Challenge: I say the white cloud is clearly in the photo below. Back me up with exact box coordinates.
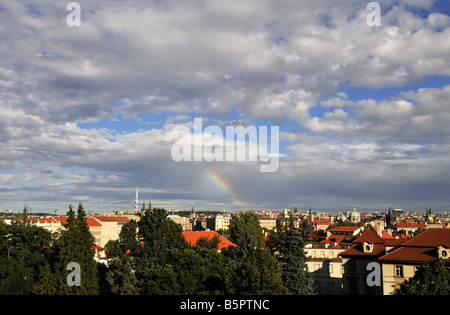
[1,0,450,211]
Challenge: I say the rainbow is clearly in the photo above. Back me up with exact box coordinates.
[205,170,245,208]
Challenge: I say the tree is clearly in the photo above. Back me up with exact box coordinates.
[134,208,186,292]
[53,203,99,294]
[398,258,450,295]
[102,219,140,295]
[279,215,316,295]
[137,208,185,264]
[229,211,264,257]
[195,235,220,250]
[0,215,53,295]
[226,248,288,295]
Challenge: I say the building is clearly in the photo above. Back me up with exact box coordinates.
[92,216,131,247]
[349,208,361,223]
[338,227,406,295]
[168,214,192,231]
[305,225,361,295]
[207,215,232,231]
[390,221,426,233]
[258,217,277,231]
[39,215,130,247]
[379,228,450,295]
[134,186,139,211]
[386,206,397,226]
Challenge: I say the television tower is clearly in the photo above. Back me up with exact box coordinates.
[134,186,139,211]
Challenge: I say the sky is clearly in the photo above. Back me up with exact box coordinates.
[1,0,450,213]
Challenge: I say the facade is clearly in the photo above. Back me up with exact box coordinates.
[379,228,450,295]
[338,227,406,295]
[207,215,232,231]
[258,217,277,231]
[305,248,345,295]
[93,216,130,247]
[168,214,192,231]
[33,215,130,247]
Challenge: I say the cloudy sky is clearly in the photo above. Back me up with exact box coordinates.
[1,0,450,213]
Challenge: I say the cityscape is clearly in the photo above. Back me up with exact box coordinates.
[1,0,450,304]
[1,186,449,297]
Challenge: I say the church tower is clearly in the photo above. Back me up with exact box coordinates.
[386,206,396,226]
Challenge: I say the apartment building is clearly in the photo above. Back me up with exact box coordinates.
[379,228,450,295]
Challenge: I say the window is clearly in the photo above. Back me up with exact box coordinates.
[395,265,403,277]
[314,264,320,272]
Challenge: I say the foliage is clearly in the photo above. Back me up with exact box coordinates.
[0,206,321,296]
[52,203,99,295]
[0,210,53,295]
[398,258,450,295]
[228,211,264,256]
[226,247,288,295]
[279,215,316,295]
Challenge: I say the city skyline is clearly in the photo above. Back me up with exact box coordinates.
[1,1,450,213]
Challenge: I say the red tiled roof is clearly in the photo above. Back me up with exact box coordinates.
[373,227,395,239]
[395,221,426,228]
[379,246,435,262]
[86,217,101,226]
[353,227,384,244]
[328,226,359,233]
[53,216,102,226]
[401,228,450,247]
[339,228,386,257]
[380,228,450,263]
[182,231,236,250]
[94,216,130,223]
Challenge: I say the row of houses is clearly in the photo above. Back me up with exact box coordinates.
[305,221,450,295]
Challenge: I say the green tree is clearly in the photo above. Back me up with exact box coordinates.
[134,208,186,292]
[229,211,264,257]
[398,258,450,295]
[102,219,140,295]
[279,215,316,295]
[53,203,99,295]
[226,248,288,295]
[0,215,53,295]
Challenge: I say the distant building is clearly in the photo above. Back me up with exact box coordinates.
[168,214,192,231]
[258,217,278,231]
[207,215,232,231]
[349,208,361,223]
[386,206,397,226]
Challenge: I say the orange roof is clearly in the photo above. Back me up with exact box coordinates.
[94,216,130,223]
[53,216,102,226]
[394,221,426,228]
[86,217,101,226]
[182,231,236,250]
[328,226,359,232]
[380,229,450,263]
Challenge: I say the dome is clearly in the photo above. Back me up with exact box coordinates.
[350,208,360,217]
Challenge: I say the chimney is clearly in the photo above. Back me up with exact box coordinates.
[375,219,384,237]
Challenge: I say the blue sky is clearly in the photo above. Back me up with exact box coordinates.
[1,0,450,213]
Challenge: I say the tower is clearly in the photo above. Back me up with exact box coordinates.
[386,206,396,226]
[134,186,139,211]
